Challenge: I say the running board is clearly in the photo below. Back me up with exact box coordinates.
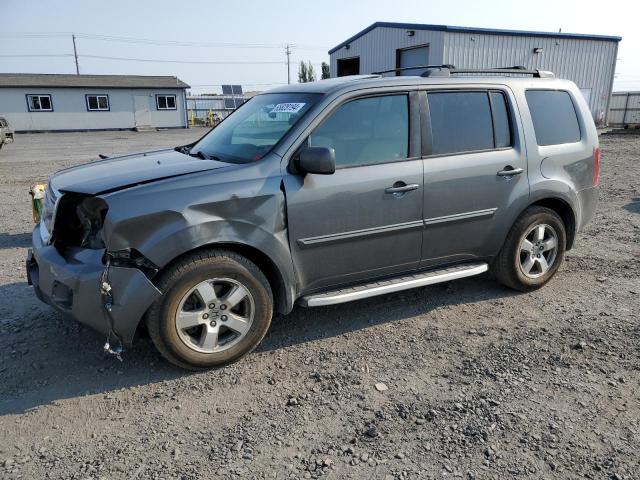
[300,262,488,307]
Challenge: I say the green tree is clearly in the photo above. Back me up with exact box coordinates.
[298,61,317,83]
[321,61,330,79]
[298,61,308,83]
[307,62,316,82]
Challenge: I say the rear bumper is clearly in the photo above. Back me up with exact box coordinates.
[27,227,161,346]
[577,186,598,232]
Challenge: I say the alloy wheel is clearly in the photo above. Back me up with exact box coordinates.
[174,278,255,353]
[518,224,559,279]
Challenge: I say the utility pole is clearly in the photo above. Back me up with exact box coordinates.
[72,34,80,75]
[285,44,291,84]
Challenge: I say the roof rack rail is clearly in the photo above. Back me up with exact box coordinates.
[372,64,455,75]
[421,66,554,78]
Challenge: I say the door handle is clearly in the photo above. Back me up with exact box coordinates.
[385,183,419,194]
[497,166,524,177]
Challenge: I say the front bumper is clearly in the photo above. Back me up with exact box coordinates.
[27,227,161,346]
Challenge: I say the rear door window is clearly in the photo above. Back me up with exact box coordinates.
[427,91,495,155]
[525,90,581,146]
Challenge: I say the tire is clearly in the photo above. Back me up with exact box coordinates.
[146,249,273,370]
[492,206,566,292]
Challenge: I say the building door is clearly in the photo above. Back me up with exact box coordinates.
[397,45,430,76]
[134,95,151,127]
[337,57,360,76]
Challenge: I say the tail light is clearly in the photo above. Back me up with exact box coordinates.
[593,147,600,187]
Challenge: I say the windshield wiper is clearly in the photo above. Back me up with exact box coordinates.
[185,148,226,162]
[188,150,210,160]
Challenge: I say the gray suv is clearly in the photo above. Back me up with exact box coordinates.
[27,68,600,369]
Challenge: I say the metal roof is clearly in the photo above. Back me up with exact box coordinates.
[329,22,622,54]
[0,73,190,89]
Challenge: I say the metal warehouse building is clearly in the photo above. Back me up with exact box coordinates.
[0,74,189,132]
[329,22,621,125]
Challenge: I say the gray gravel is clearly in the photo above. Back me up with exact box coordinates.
[0,129,639,479]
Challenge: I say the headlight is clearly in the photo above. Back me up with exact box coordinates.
[41,182,60,243]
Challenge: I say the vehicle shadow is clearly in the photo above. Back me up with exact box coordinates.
[0,274,518,416]
[0,231,31,249]
[623,198,640,214]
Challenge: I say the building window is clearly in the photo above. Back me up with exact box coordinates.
[86,94,109,111]
[27,94,53,112]
[156,95,177,110]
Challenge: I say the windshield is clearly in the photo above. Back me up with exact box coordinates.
[190,93,321,163]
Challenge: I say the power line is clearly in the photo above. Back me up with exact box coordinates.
[0,32,71,38]
[79,54,284,65]
[0,32,329,51]
[76,33,286,49]
[0,54,74,58]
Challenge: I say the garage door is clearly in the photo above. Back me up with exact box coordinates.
[398,45,430,76]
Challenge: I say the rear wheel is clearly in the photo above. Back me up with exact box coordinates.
[147,249,273,370]
[493,206,566,291]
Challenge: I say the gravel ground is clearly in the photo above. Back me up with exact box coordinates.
[0,129,638,480]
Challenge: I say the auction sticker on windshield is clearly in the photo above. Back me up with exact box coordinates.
[270,103,306,114]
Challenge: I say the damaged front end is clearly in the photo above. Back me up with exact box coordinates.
[54,193,108,251]
[27,187,162,355]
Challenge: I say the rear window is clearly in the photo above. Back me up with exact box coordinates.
[427,91,512,155]
[525,90,581,146]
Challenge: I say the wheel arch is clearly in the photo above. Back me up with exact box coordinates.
[151,241,294,316]
[527,197,577,250]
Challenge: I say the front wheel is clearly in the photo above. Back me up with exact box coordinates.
[146,249,273,370]
[492,206,566,292]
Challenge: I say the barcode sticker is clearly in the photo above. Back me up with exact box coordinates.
[270,103,306,114]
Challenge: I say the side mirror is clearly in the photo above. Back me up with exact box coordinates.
[298,146,336,175]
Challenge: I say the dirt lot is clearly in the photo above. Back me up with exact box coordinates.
[0,129,638,480]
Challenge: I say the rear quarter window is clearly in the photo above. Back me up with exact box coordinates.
[525,90,581,146]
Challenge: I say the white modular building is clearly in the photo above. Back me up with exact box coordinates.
[0,74,190,132]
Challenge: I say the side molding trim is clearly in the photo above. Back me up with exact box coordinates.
[297,220,424,248]
[423,208,497,226]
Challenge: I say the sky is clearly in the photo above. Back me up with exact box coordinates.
[0,0,638,94]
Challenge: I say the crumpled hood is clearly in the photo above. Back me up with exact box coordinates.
[50,149,230,195]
